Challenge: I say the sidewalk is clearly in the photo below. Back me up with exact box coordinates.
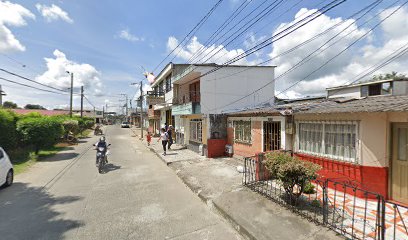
[137,134,342,240]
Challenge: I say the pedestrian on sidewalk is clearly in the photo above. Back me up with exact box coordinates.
[167,125,173,150]
[157,128,169,156]
[146,131,152,146]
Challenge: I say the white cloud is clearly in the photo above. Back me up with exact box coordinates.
[35,4,73,23]
[36,49,103,95]
[166,36,255,65]
[118,29,144,42]
[0,1,35,53]
[270,8,369,96]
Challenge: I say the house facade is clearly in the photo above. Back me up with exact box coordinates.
[170,64,276,156]
[227,78,408,204]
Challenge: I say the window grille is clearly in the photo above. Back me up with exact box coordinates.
[234,121,252,144]
[190,119,202,142]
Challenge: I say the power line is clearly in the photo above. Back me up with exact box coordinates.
[0,68,68,92]
[187,0,253,64]
[0,77,67,95]
[275,0,407,98]
[152,0,225,73]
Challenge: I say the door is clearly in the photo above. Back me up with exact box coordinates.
[392,123,408,203]
[263,121,281,152]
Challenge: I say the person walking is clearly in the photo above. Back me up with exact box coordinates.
[146,131,152,146]
[167,125,173,150]
[157,128,169,156]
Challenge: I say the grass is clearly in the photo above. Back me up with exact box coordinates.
[8,128,92,175]
[9,144,68,175]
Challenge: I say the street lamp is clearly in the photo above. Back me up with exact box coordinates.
[66,71,74,117]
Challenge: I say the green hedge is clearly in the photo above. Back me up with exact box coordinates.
[0,109,18,151]
[17,117,64,153]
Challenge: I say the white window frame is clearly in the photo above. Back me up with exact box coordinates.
[233,120,252,144]
[190,119,202,143]
[295,121,360,163]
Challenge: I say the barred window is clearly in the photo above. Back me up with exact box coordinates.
[190,119,202,142]
[234,121,252,144]
[297,122,358,162]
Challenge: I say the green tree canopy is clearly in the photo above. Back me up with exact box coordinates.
[2,101,18,109]
[24,104,46,110]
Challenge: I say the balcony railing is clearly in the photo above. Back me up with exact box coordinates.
[148,108,160,118]
[147,91,164,97]
[176,91,201,105]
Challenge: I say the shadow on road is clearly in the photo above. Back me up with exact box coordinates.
[39,152,80,162]
[0,183,84,239]
[102,163,121,173]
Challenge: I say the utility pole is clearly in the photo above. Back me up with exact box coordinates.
[140,81,144,139]
[66,71,74,118]
[0,85,6,107]
[80,86,84,118]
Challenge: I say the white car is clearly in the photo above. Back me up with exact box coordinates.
[121,122,130,128]
[0,147,13,188]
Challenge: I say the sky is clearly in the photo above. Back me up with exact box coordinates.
[1,0,408,112]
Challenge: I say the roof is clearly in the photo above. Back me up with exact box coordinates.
[227,95,408,116]
[12,109,69,116]
[326,78,408,91]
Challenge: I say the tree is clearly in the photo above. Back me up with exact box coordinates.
[2,101,18,109]
[24,104,46,110]
[373,72,406,81]
[0,109,18,151]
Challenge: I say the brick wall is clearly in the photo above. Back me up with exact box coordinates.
[227,120,263,157]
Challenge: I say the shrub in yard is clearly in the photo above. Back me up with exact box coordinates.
[0,109,18,151]
[303,182,316,194]
[62,119,79,136]
[263,152,321,205]
[17,117,64,153]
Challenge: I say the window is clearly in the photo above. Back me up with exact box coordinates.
[361,82,393,97]
[165,74,172,93]
[297,121,358,162]
[190,119,202,142]
[234,121,252,144]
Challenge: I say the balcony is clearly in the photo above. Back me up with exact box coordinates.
[172,102,201,116]
[176,91,200,105]
[148,108,160,119]
[146,91,165,105]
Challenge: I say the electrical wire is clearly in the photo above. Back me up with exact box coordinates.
[152,0,225,73]
[0,77,67,95]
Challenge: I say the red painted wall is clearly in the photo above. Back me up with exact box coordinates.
[207,139,227,158]
[295,153,388,198]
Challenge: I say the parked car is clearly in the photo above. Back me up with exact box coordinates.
[121,122,130,128]
[0,147,13,187]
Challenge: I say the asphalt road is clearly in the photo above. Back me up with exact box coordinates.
[0,125,242,240]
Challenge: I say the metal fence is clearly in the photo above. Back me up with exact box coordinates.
[243,155,408,240]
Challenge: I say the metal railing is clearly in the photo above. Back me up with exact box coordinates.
[176,91,201,104]
[147,91,165,97]
[243,155,408,240]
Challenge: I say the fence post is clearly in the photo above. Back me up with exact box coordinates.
[323,180,329,225]
[380,197,386,240]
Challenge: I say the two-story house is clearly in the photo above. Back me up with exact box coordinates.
[147,63,189,136]
[170,63,276,156]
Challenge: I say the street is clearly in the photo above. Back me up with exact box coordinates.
[0,125,242,240]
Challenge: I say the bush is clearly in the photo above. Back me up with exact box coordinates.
[62,119,79,136]
[303,182,316,194]
[17,117,64,153]
[0,109,18,151]
[264,152,321,205]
